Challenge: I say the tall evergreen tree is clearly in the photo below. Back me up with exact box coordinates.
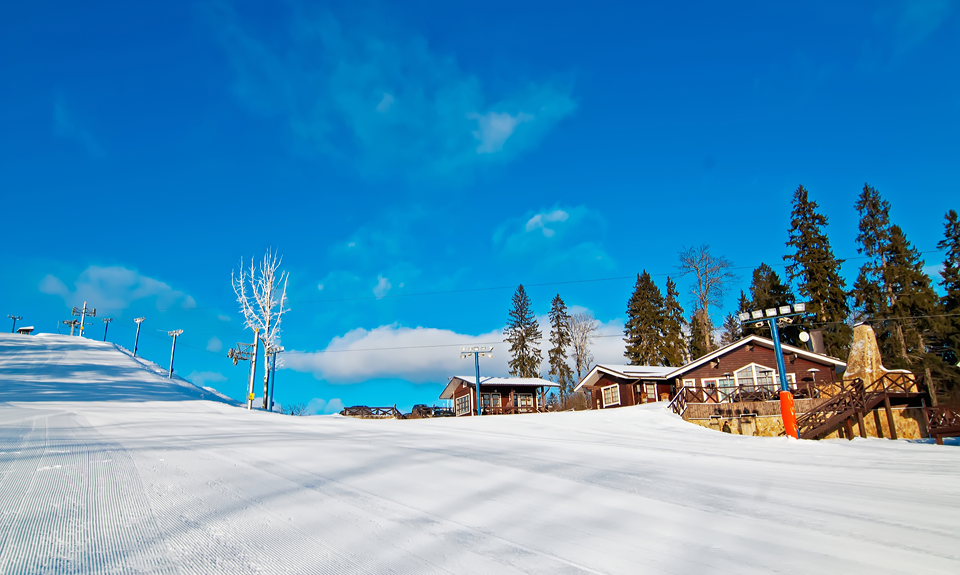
[504,285,542,378]
[938,211,960,365]
[742,263,797,344]
[719,312,741,346]
[881,226,945,402]
[547,294,574,400]
[660,277,688,367]
[623,271,665,365]
[688,308,714,360]
[852,183,893,322]
[784,185,851,357]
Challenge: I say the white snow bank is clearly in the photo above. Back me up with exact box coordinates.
[0,334,958,574]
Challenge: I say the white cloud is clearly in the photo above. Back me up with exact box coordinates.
[524,209,569,237]
[469,111,532,154]
[211,6,575,180]
[283,324,507,384]
[186,371,228,389]
[305,397,345,415]
[217,314,232,322]
[317,283,324,291]
[39,266,196,311]
[373,275,392,298]
[206,337,223,352]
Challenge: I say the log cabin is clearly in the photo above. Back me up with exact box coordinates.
[439,376,560,416]
[574,335,846,409]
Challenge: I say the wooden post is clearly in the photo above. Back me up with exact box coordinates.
[856,411,867,438]
[883,396,898,440]
[844,418,854,440]
[873,409,884,439]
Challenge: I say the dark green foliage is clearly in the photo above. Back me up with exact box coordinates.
[938,211,960,368]
[742,263,799,345]
[660,277,689,367]
[547,294,574,399]
[881,226,941,361]
[783,185,851,357]
[720,312,741,346]
[624,272,665,365]
[688,308,714,360]
[852,183,893,322]
[504,285,542,378]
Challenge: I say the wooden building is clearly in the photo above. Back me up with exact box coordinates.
[574,335,846,410]
[438,375,559,416]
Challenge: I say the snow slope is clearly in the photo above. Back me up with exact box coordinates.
[0,334,958,574]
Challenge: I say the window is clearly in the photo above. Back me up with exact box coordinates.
[756,369,775,387]
[491,393,501,407]
[646,383,657,401]
[735,367,754,388]
[455,394,471,416]
[481,393,491,407]
[734,364,780,390]
[602,384,620,407]
[716,375,734,389]
[517,393,533,407]
[682,378,696,388]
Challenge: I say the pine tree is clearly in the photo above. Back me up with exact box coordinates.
[719,313,741,346]
[623,271,665,365]
[881,226,945,402]
[547,294,574,399]
[660,277,688,367]
[688,308,714,360]
[938,211,960,366]
[852,183,893,322]
[784,185,851,357]
[504,285,542,378]
[742,263,797,344]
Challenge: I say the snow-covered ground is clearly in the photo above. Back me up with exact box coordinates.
[0,334,958,574]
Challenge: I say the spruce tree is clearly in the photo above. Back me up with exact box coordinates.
[547,294,574,399]
[742,263,797,344]
[504,285,542,378]
[688,308,714,360]
[660,277,688,367]
[882,225,945,401]
[623,271,665,365]
[719,313,741,346]
[852,183,893,322]
[938,210,960,369]
[783,185,851,357]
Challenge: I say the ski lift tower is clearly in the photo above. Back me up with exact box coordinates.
[72,302,96,337]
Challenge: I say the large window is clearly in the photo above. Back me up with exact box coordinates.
[735,367,754,388]
[734,364,788,390]
[602,384,620,407]
[455,394,471,416]
[517,393,533,407]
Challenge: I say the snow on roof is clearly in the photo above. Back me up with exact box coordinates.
[439,375,559,399]
[574,364,676,391]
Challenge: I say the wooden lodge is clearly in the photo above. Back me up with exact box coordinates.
[439,376,559,416]
[575,335,847,411]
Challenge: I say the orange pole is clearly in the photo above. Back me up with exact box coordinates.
[780,390,798,439]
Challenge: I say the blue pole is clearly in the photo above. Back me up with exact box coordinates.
[474,352,482,416]
[769,319,798,438]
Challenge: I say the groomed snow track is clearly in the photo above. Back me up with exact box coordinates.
[0,334,959,574]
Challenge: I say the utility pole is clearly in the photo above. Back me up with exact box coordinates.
[460,346,493,416]
[72,301,96,337]
[102,318,113,342]
[8,315,22,333]
[167,330,183,378]
[265,345,284,412]
[62,319,80,336]
[227,336,258,409]
[133,317,146,357]
[249,328,259,410]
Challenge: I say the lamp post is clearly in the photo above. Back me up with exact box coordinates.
[738,302,808,439]
[8,315,22,333]
[460,346,493,416]
[167,330,183,378]
[133,317,146,357]
[102,318,113,342]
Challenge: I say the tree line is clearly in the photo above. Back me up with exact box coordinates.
[503,184,960,403]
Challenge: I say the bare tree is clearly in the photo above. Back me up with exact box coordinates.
[678,245,737,352]
[568,312,599,383]
[232,248,290,410]
[283,402,307,416]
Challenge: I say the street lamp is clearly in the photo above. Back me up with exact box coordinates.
[460,346,493,416]
[167,330,184,378]
[738,302,808,439]
[133,317,146,357]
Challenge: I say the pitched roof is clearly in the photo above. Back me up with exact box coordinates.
[439,375,559,399]
[573,335,846,391]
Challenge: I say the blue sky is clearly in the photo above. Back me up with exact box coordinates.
[2,1,958,412]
